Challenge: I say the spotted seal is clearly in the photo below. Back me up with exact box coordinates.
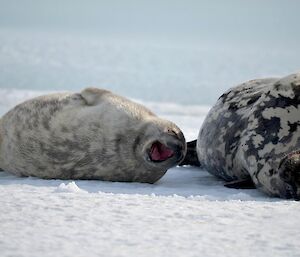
[0,88,186,183]
[182,72,300,199]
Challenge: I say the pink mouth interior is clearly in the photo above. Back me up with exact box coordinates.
[150,141,174,162]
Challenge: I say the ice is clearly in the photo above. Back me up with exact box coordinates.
[1,167,299,257]
[0,29,299,106]
[55,181,88,194]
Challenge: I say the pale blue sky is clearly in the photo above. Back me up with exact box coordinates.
[0,0,299,45]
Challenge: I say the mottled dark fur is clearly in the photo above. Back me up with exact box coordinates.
[184,73,300,199]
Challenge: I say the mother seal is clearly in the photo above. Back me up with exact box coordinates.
[182,72,300,199]
[0,88,186,183]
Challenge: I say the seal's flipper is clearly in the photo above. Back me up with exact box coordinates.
[224,178,255,189]
[179,140,201,167]
[81,87,111,106]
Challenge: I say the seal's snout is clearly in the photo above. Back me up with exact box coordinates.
[279,151,300,182]
[278,151,300,199]
[165,128,187,162]
[146,127,186,166]
[149,139,185,163]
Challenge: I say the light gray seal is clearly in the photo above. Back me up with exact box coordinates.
[0,88,186,183]
[182,72,300,199]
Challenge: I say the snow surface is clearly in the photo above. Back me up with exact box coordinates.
[1,89,300,257]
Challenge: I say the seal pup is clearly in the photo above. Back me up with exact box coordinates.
[183,72,300,199]
[0,88,186,183]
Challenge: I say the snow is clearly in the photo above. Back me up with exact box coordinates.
[1,168,300,257]
[55,181,88,194]
[1,90,300,257]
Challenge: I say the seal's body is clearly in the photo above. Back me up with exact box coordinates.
[183,72,300,199]
[0,88,186,183]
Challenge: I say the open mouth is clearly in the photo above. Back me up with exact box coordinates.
[149,141,174,162]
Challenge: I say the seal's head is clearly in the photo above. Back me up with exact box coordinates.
[113,116,187,183]
[140,118,186,172]
[80,87,186,183]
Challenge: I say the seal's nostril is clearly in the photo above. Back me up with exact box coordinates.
[166,128,177,136]
[166,128,185,142]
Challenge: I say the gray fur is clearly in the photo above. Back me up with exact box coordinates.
[196,72,300,199]
[0,88,186,183]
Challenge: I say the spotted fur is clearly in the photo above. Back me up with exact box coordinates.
[186,73,300,199]
[0,88,186,183]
